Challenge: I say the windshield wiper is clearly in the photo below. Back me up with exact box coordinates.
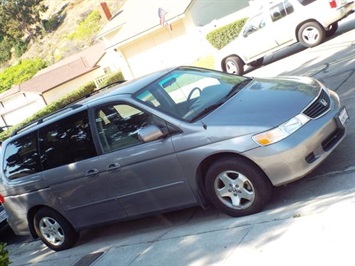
[191,102,224,122]
[225,78,252,99]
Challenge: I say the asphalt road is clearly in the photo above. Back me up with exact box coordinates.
[2,14,355,266]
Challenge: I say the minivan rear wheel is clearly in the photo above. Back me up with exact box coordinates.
[298,21,325,47]
[205,157,272,217]
[34,207,79,251]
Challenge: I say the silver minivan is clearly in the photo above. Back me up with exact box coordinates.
[0,66,348,251]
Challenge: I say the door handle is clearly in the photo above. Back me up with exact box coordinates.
[85,169,99,178]
[107,163,121,173]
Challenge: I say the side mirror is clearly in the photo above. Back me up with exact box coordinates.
[138,125,166,142]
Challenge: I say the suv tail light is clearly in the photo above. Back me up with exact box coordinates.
[0,194,4,204]
[329,0,337,8]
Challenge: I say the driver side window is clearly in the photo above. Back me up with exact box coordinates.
[94,104,152,153]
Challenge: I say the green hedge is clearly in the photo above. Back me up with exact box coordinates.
[98,71,125,88]
[206,18,247,50]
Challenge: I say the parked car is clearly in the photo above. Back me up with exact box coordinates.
[217,0,355,75]
[0,66,349,251]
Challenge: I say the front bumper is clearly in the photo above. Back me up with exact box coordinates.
[243,102,348,186]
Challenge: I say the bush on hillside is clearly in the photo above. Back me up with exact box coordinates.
[0,37,12,64]
[0,58,47,93]
[14,40,28,58]
[66,10,102,45]
[206,18,247,50]
[42,14,63,33]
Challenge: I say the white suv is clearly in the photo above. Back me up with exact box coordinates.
[217,0,355,75]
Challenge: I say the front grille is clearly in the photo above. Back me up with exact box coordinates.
[303,89,330,118]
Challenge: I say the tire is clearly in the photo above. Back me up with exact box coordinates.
[34,207,79,251]
[224,56,244,75]
[298,21,325,48]
[249,57,264,68]
[205,157,272,217]
[325,22,338,37]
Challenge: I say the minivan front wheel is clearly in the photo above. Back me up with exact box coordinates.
[205,157,272,217]
[298,22,325,47]
[34,207,79,251]
[224,56,244,75]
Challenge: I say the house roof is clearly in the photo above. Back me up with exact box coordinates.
[97,0,192,48]
[0,43,105,101]
[20,58,99,94]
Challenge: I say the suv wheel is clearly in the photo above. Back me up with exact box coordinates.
[205,157,272,217]
[249,57,264,68]
[298,21,325,48]
[34,207,79,251]
[325,22,338,37]
[224,56,244,75]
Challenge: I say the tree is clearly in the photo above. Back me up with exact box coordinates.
[0,0,48,41]
[0,58,47,93]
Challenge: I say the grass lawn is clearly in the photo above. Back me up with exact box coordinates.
[192,54,215,70]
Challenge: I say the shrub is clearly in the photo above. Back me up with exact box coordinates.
[0,38,12,64]
[14,40,28,58]
[206,18,247,50]
[42,14,63,33]
[66,10,102,45]
[0,243,11,266]
[98,71,125,88]
[0,58,47,93]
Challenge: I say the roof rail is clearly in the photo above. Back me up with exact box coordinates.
[10,80,126,137]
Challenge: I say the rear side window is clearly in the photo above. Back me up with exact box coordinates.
[3,132,41,180]
[39,110,97,170]
[296,0,317,6]
[270,0,294,22]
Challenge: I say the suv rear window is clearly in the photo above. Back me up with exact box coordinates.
[296,0,317,6]
[270,0,294,22]
[3,131,41,180]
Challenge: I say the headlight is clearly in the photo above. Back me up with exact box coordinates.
[252,114,310,146]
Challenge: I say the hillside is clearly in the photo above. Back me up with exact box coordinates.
[5,0,122,67]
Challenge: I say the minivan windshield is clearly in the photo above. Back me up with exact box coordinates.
[134,67,251,122]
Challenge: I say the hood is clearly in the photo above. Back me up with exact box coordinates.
[202,76,321,129]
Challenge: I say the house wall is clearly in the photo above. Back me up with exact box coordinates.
[43,68,105,104]
[104,1,252,79]
[118,18,206,79]
[0,68,105,127]
[0,93,46,126]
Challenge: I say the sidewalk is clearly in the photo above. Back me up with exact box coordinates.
[7,169,355,266]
